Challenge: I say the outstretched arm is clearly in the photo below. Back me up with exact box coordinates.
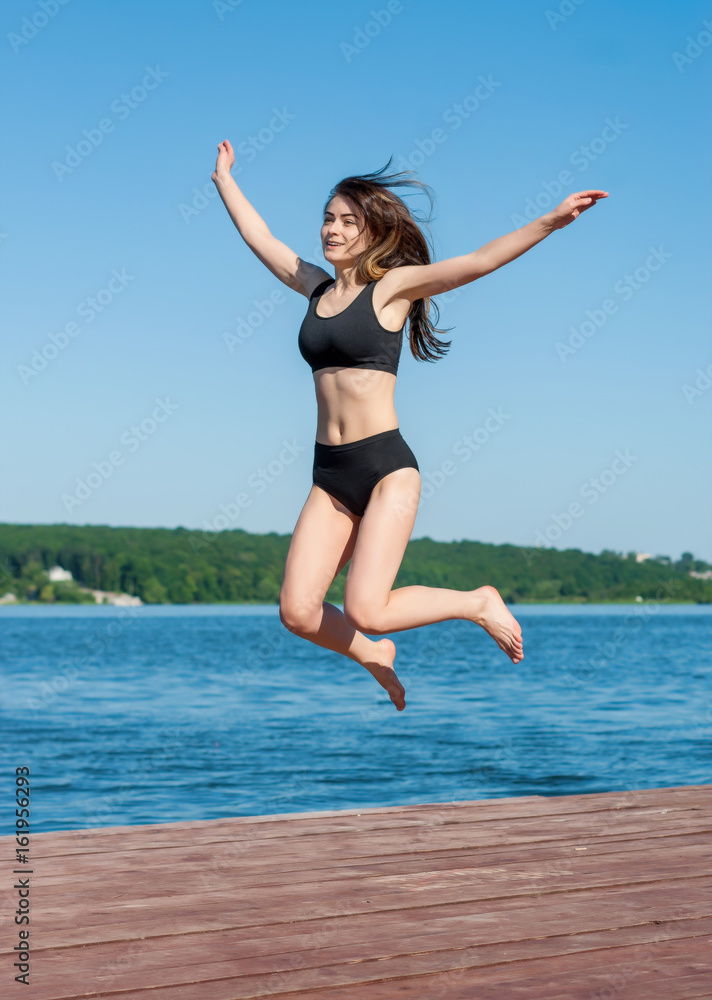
[211,140,330,296]
[381,189,609,303]
[469,189,609,276]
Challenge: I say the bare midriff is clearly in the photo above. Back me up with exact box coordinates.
[313,367,398,445]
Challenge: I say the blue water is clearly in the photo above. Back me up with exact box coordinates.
[1,604,710,833]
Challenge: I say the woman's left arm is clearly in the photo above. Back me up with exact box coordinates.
[471,189,609,277]
[384,190,609,302]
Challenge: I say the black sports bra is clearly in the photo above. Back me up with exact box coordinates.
[298,278,404,376]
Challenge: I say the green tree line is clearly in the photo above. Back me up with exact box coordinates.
[0,523,710,605]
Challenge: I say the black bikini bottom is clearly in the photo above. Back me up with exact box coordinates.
[312,427,419,517]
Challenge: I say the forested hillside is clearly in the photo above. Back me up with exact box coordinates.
[0,523,709,605]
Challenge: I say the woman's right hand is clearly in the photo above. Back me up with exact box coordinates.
[212,139,235,182]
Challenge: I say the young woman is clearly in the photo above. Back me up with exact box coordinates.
[212,140,608,712]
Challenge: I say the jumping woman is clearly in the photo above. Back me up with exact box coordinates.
[212,140,608,712]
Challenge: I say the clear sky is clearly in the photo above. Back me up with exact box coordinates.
[2,0,710,561]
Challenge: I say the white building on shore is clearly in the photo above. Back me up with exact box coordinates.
[47,565,73,582]
[86,589,143,606]
[44,565,143,605]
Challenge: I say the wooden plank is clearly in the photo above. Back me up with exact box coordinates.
[10,869,711,951]
[24,830,712,889]
[14,809,712,881]
[17,844,711,936]
[18,914,712,998]
[19,784,711,856]
[38,934,711,1000]
[9,875,709,963]
[16,840,712,907]
[24,807,711,866]
[27,830,712,897]
[19,806,712,871]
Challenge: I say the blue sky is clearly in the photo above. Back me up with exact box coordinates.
[2,0,710,561]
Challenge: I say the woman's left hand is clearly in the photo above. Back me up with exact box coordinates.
[546,190,609,230]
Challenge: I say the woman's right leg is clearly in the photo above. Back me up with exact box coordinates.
[279,485,407,710]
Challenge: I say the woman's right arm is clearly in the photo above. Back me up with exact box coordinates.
[211,140,329,296]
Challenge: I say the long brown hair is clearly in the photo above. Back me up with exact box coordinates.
[323,157,452,363]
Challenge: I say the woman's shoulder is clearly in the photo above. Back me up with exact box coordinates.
[301,269,334,300]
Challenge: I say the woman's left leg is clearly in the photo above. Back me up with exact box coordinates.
[343,468,524,663]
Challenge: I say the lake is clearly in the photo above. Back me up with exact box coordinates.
[1,603,710,833]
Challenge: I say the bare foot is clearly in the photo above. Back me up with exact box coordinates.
[363,638,406,711]
[469,585,524,664]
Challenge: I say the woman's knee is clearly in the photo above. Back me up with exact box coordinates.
[343,598,385,635]
[279,591,322,635]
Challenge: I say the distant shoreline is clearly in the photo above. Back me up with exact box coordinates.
[2,523,710,606]
[1,598,707,607]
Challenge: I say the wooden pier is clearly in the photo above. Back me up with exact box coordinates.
[3,784,711,999]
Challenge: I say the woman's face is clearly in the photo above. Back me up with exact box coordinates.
[322,195,369,263]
